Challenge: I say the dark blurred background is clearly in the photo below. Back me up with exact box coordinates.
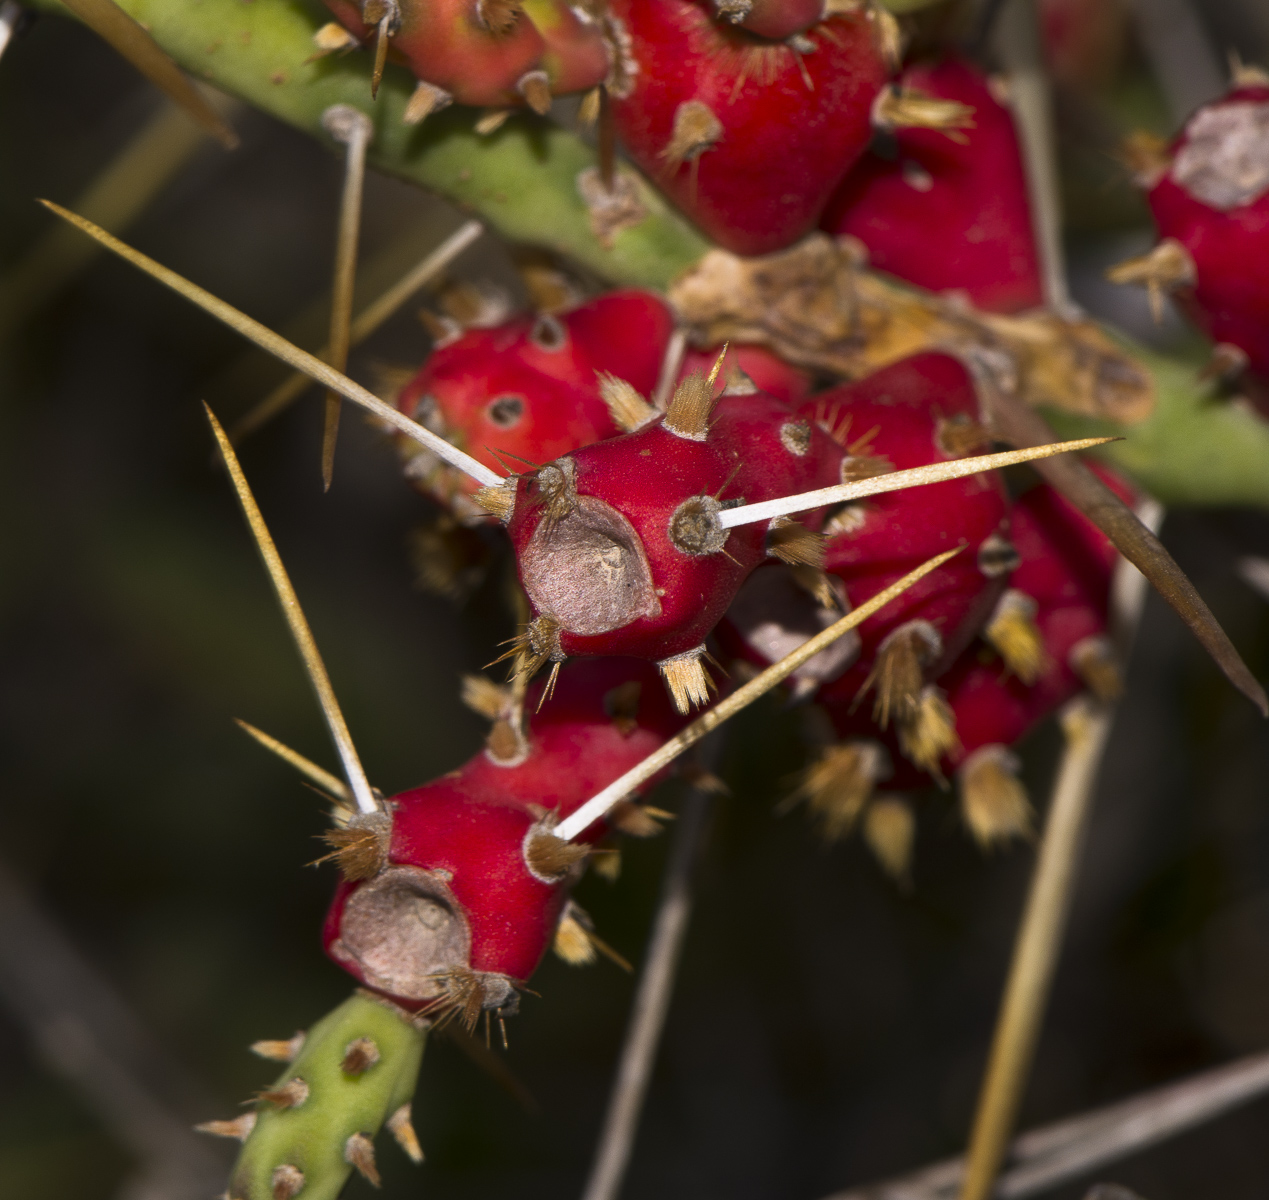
[2,3,1269,1198]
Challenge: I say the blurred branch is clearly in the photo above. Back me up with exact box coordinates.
[20,0,1269,513]
[956,504,1164,1200]
[580,775,716,1200]
[0,96,232,337]
[1128,0,1225,128]
[0,1,23,61]
[24,0,710,288]
[827,1049,1269,1200]
[0,858,226,1200]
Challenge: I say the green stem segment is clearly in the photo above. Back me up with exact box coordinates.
[25,0,1269,510]
[231,992,427,1200]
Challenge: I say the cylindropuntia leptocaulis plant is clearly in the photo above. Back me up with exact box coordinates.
[9,3,1269,1197]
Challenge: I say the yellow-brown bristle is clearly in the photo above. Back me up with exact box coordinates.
[864,4,904,71]
[529,458,578,524]
[897,685,961,778]
[663,370,718,440]
[863,796,916,887]
[603,679,642,733]
[195,1114,257,1141]
[658,647,716,713]
[553,901,598,966]
[475,0,523,33]
[341,1036,381,1076]
[608,800,666,838]
[489,614,563,685]
[598,371,657,432]
[518,259,582,314]
[1069,635,1124,701]
[407,514,490,600]
[796,740,887,843]
[271,1164,305,1200]
[475,479,516,522]
[461,674,511,720]
[1105,239,1196,322]
[387,1103,424,1164]
[255,1077,309,1110]
[767,517,826,568]
[314,812,391,881]
[839,453,893,482]
[486,718,526,764]
[873,88,976,134]
[525,826,590,880]
[862,621,941,729]
[985,589,1050,685]
[249,1032,306,1062]
[438,278,513,329]
[591,849,622,881]
[404,79,452,125]
[345,1132,381,1186]
[517,69,552,116]
[312,21,359,54]
[1119,129,1172,186]
[418,967,490,1033]
[1231,58,1269,87]
[936,413,992,457]
[660,99,723,172]
[790,563,840,610]
[578,86,602,127]
[474,109,512,136]
[958,745,1033,850]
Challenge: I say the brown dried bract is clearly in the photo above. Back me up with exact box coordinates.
[271,1164,305,1200]
[195,1113,257,1141]
[668,235,1155,425]
[664,370,719,440]
[250,1032,306,1063]
[598,371,657,432]
[388,1103,424,1164]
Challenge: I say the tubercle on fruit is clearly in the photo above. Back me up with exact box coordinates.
[322,0,608,111]
[1117,79,1269,382]
[822,56,1044,315]
[394,289,674,520]
[809,466,1137,857]
[321,660,686,1016]
[608,0,891,255]
[501,371,844,707]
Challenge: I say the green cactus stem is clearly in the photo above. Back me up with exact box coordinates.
[25,0,1269,510]
[227,991,427,1200]
[29,0,709,289]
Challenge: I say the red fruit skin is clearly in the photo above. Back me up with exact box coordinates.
[1147,84,1269,379]
[679,343,814,407]
[398,291,674,510]
[609,0,889,255]
[521,0,611,94]
[831,466,1136,789]
[809,354,1011,705]
[323,0,545,107]
[696,0,826,40]
[822,57,1043,314]
[323,660,685,1000]
[508,389,843,661]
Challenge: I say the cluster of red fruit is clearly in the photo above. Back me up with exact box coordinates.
[301,4,1163,1031]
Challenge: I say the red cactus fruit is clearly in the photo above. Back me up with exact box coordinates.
[396,290,674,520]
[607,0,892,255]
[699,0,828,41]
[322,0,608,113]
[495,366,844,711]
[322,659,685,1018]
[806,465,1136,858]
[822,56,1043,314]
[1116,74,1269,382]
[679,342,814,408]
[808,353,1012,771]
